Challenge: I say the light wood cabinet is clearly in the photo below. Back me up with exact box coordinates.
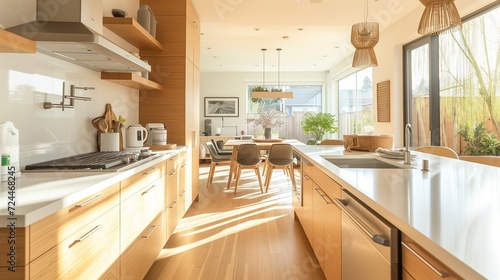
[402,233,463,280]
[165,154,179,238]
[30,183,120,262]
[296,159,342,280]
[0,29,35,53]
[139,0,200,211]
[121,213,166,280]
[178,150,188,218]
[301,161,314,243]
[312,167,341,280]
[30,206,120,279]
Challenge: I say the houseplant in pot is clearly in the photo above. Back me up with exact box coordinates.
[301,112,339,144]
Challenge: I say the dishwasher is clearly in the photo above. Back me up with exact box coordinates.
[333,190,399,280]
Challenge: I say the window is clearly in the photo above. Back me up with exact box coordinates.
[337,67,373,138]
[404,3,500,154]
[246,85,322,142]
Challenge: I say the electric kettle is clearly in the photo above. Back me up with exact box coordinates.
[126,124,148,148]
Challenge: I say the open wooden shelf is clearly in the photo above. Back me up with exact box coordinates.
[101,72,163,90]
[0,29,36,53]
[103,17,163,51]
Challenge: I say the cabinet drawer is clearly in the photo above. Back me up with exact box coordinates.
[121,213,166,280]
[121,177,164,251]
[121,162,166,201]
[166,199,179,238]
[30,183,119,262]
[166,154,178,175]
[312,166,341,199]
[401,234,462,280]
[30,206,120,280]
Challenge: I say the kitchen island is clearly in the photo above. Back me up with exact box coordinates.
[293,145,500,279]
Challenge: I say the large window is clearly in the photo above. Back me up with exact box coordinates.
[404,3,500,155]
[246,85,322,142]
[337,67,373,138]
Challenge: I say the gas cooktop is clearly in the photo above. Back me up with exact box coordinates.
[24,151,160,172]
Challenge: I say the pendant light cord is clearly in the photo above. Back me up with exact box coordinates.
[262,48,267,88]
[277,48,282,89]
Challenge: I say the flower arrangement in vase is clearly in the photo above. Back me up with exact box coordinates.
[246,108,284,139]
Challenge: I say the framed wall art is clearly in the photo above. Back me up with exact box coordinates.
[204,97,239,117]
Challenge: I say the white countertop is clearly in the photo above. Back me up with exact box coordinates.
[0,149,182,227]
[293,145,500,280]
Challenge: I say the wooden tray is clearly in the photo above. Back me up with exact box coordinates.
[252,138,284,143]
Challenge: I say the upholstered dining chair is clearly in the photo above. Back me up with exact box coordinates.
[205,142,232,187]
[232,143,263,194]
[264,144,296,193]
[415,146,459,159]
[210,139,232,155]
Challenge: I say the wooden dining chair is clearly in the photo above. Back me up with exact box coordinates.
[205,142,232,187]
[264,144,296,193]
[415,146,459,159]
[232,144,263,193]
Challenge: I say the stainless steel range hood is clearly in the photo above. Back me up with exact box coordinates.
[6,0,151,73]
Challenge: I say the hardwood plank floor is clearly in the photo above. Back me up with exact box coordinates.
[145,163,325,280]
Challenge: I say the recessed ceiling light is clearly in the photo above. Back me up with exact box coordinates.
[213,56,217,58]
[283,36,289,40]
[206,47,211,50]
[254,28,260,31]
[297,28,304,31]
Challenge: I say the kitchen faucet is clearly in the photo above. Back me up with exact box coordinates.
[404,124,412,164]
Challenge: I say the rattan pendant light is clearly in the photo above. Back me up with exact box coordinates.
[418,0,462,35]
[351,0,379,68]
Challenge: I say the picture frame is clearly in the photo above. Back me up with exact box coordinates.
[204,97,239,117]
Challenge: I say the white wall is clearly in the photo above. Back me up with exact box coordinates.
[199,71,327,137]
[0,0,143,167]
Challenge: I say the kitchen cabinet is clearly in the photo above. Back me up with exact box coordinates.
[30,207,120,279]
[312,167,342,280]
[139,0,200,211]
[165,154,179,238]
[300,160,314,243]
[0,29,35,53]
[402,233,463,280]
[178,150,188,217]
[296,159,342,279]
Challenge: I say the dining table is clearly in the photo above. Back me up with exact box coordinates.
[223,139,303,189]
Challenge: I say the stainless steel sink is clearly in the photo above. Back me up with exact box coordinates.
[321,157,409,169]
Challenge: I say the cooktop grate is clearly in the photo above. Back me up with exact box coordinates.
[25,151,135,170]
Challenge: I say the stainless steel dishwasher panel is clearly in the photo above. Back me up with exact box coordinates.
[334,190,399,280]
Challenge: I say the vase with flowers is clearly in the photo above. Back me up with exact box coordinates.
[246,108,284,139]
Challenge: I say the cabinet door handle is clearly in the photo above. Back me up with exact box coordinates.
[144,166,158,175]
[314,188,333,204]
[169,200,177,208]
[304,175,311,180]
[179,190,185,196]
[76,225,102,243]
[333,198,390,246]
[401,241,449,278]
[142,225,158,238]
[170,170,177,175]
[141,184,157,196]
[75,194,103,208]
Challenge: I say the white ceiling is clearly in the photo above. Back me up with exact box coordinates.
[192,0,422,72]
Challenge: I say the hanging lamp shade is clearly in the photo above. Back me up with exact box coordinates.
[418,0,462,35]
[351,22,379,68]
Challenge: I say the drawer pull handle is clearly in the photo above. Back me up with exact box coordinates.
[75,194,103,208]
[401,241,449,278]
[170,170,177,175]
[333,198,390,246]
[141,184,157,196]
[77,225,102,243]
[304,175,311,180]
[169,201,177,208]
[142,225,158,238]
[314,188,333,204]
[144,166,158,175]
[179,190,185,196]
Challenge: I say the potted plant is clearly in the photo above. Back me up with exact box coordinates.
[301,112,339,144]
[458,122,500,156]
[246,108,284,139]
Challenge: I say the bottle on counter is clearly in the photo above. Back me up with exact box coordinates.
[0,121,20,181]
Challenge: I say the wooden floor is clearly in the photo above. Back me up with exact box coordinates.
[144,163,325,280]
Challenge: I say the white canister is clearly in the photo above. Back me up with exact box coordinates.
[100,133,120,151]
[0,121,20,181]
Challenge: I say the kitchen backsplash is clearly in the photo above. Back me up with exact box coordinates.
[0,52,140,168]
